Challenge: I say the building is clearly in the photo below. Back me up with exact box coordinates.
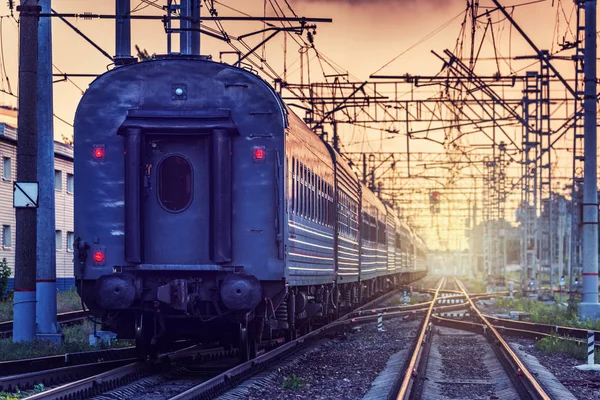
[0,106,74,290]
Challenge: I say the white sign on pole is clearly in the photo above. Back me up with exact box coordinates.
[13,182,39,208]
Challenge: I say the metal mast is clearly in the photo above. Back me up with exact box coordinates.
[538,50,553,295]
[571,0,586,290]
[579,0,599,319]
[115,0,132,64]
[520,71,539,293]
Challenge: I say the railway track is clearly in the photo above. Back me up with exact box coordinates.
[5,281,426,400]
[0,310,89,337]
[394,277,552,400]
[6,277,589,400]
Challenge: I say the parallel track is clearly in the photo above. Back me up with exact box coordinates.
[394,278,552,400]
[0,310,89,337]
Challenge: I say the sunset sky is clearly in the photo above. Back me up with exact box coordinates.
[0,0,589,249]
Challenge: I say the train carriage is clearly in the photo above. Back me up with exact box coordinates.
[73,56,426,359]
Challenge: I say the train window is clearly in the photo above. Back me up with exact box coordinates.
[317,176,321,224]
[312,172,316,222]
[370,216,376,243]
[158,155,193,212]
[291,157,296,214]
[299,163,304,217]
[312,173,316,222]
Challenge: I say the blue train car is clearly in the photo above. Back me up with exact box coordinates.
[73,56,426,358]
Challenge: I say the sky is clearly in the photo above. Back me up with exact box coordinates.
[0,0,590,250]
[0,0,568,137]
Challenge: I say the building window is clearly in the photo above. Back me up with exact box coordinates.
[2,157,10,180]
[67,231,74,251]
[55,230,63,249]
[67,173,74,193]
[55,170,62,191]
[2,225,11,247]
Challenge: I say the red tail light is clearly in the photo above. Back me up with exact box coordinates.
[93,145,105,160]
[92,248,106,265]
[253,147,266,162]
[93,251,104,263]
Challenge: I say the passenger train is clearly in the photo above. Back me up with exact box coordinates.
[73,55,427,359]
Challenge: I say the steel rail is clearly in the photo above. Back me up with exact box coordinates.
[168,279,438,400]
[485,314,600,342]
[0,359,136,392]
[24,346,227,400]
[0,347,138,377]
[0,310,89,337]
[456,279,552,400]
[395,277,445,400]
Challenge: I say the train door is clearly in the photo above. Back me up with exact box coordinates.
[142,135,210,265]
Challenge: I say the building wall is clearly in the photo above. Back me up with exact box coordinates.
[0,119,75,291]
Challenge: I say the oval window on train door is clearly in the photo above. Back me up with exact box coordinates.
[158,155,193,212]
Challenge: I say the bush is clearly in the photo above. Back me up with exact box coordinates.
[496,297,600,330]
[0,258,11,300]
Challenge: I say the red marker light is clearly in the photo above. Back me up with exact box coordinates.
[93,250,105,263]
[93,145,105,160]
[253,147,266,162]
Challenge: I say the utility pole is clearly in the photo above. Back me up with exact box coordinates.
[579,0,599,320]
[13,0,40,342]
[115,0,133,64]
[180,0,200,55]
[36,0,61,343]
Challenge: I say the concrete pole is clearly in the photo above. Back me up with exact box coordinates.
[180,0,191,55]
[115,0,132,64]
[579,0,600,320]
[13,0,39,342]
[191,0,200,55]
[36,0,61,343]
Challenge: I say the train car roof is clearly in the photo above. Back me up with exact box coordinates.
[286,109,335,169]
[360,183,387,216]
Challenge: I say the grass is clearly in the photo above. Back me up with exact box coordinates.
[461,276,487,293]
[535,335,600,363]
[282,374,305,390]
[0,383,45,399]
[495,297,600,330]
[0,287,83,323]
[0,320,133,362]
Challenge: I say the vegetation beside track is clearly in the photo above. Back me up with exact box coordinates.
[0,287,83,322]
[495,297,600,330]
[0,321,132,361]
[535,335,600,363]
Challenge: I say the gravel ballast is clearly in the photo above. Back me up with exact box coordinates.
[510,338,599,400]
[421,326,520,400]
[227,318,420,400]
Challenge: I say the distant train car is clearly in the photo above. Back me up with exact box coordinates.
[73,56,427,359]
